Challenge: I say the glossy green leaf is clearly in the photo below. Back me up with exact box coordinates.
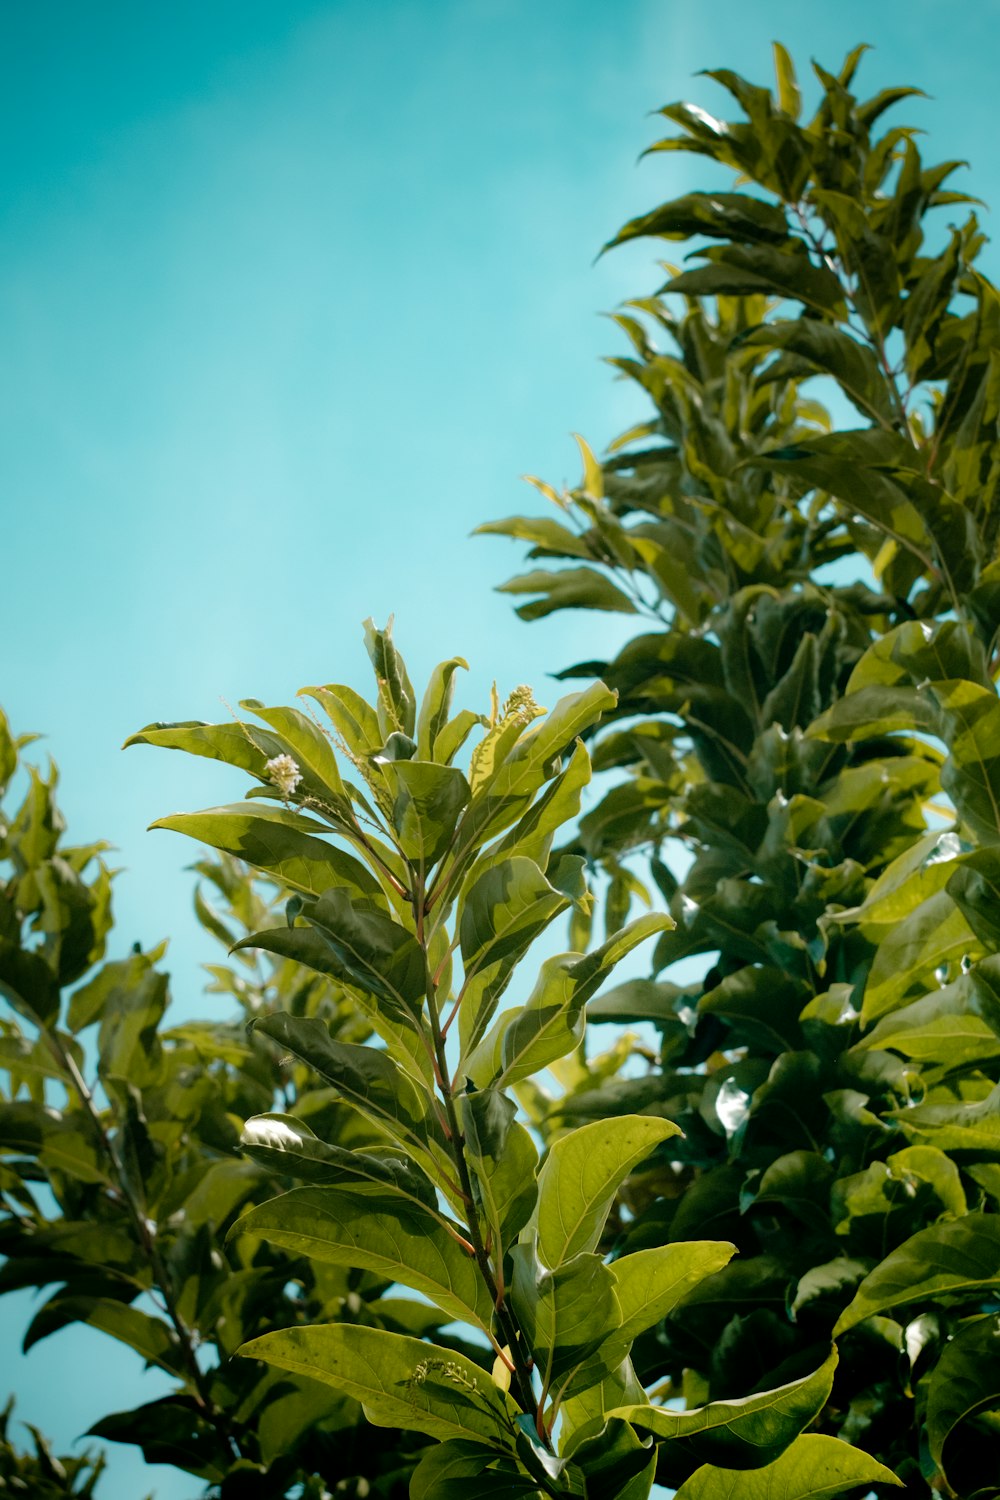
[238,1324,516,1446]
[364,616,416,738]
[383,759,470,867]
[150,803,384,904]
[534,1115,681,1268]
[23,1295,181,1376]
[835,1214,1000,1334]
[409,1439,539,1499]
[467,913,672,1087]
[927,1313,1000,1482]
[239,1112,436,1207]
[460,1089,538,1249]
[250,1013,438,1155]
[458,857,569,1056]
[613,1349,837,1468]
[610,1241,736,1344]
[861,889,980,1023]
[671,1435,901,1500]
[233,1184,494,1331]
[509,1243,624,1400]
[416,657,469,761]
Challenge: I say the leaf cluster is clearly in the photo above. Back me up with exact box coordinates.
[487,45,1000,1499]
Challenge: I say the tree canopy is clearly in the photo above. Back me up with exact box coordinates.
[4,42,1000,1500]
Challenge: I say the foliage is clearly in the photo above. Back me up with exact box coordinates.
[6,37,1000,1500]
[0,706,432,1497]
[107,617,898,1498]
[0,1398,107,1498]
[487,43,1000,1500]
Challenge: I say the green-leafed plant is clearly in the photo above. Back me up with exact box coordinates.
[0,1398,107,1499]
[117,618,900,1499]
[487,44,1000,1500]
[0,707,441,1497]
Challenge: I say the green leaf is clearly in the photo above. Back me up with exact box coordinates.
[861,890,980,1024]
[233,1185,494,1332]
[610,1241,736,1344]
[534,1115,681,1269]
[498,567,638,621]
[772,42,801,118]
[239,1112,437,1208]
[936,678,1000,844]
[741,323,895,424]
[150,803,385,904]
[927,1313,1000,1483]
[416,657,469,761]
[466,914,672,1087]
[238,1324,516,1447]
[23,1295,181,1376]
[240,888,425,1026]
[250,1013,440,1159]
[509,1243,624,1401]
[300,682,380,757]
[808,683,942,742]
[608,191,789,249]
[671,1434,901,1500]
[888,1081,1000,1152]
[458,858,569,1056]
[363,616,416,738]
[835,1214,1000,1334]
[241,701,350,809]
[460,1089,538,1249]
[612,1349,837,1468]
[122,719,288,777]
[409,1440,540,1499]
[666,246,844,315]
[383,760,470,868]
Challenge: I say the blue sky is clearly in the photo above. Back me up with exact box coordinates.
[4,1,1000,1493]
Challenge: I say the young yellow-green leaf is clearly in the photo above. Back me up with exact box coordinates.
[149,804,385,905]
[927,1313,1000,1483]
[238,1324,517,1447]
[300,683,380,757]
[416,657,469,761]
[574,433,604,499]
[835,1214,1000,1334]
[233,1185,494,1333]
[772,41,801,118]
[611,1349,837,1468]
[534,1115,681,1269]
[671,1434,901,1500]
[364,617,416,739]
[509,1244,624,1402]
[610,1241,736,1345]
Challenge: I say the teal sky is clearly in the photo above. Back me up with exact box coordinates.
[4,1,1000,1494]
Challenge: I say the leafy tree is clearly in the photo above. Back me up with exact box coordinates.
[5,37,1000,1500]
[487,43,1000,1500]
[113,618,897,1499]
[0,707,433,1497]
